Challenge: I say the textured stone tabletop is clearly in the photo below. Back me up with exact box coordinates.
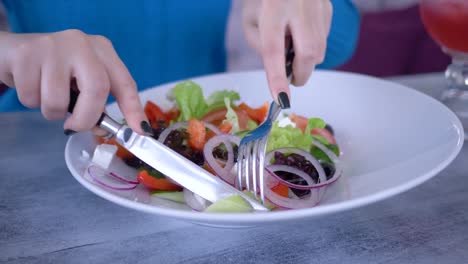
[1,72,467,264]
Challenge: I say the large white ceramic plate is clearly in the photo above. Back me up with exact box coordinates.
[65,70,464,227]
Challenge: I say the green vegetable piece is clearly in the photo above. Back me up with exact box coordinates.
[310,143,340,163]
[246,119,258,130]
[266,122,312,152]
[204,194,253,213]
[305,117,326,133]
[151,191,185,203]
[242,190,275,210]
[311,135,330,145]
[206,90,240,112]
[173,81,208,121]
[224,97,240,133]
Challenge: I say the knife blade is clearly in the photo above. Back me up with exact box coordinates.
[67,87,268,211]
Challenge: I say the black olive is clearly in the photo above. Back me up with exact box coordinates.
[320,162,336,180]
[325,124,334,136]
[124,156,145,168]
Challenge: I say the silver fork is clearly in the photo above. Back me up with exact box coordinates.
[236,38,295,204]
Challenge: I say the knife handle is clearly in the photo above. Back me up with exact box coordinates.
[68,80,122,135]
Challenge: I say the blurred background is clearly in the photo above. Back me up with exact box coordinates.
[0,0,450,95]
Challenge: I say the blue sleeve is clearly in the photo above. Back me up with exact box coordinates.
[318,0,361,69]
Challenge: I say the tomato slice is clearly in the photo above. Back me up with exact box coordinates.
[137,170,182,191]
[201,108,250,130]
[166,107,180,122]
[311,128,337,145]
[290,113,337,144]
[238,102,269,123]
[271,183,289,197]
[144,101,170,128]
[289,113,308,133]
[218,121,233,134]
[187,118,206,151]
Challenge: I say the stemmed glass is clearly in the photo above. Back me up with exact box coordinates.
[419,0,468,138]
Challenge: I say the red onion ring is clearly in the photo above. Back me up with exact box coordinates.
[311,141,343,187]
[203,134,240,185]
[265,147,326,184]
[265,186,324,209]
[157,121,221,144]
[109,172,139,185]
[263,142,343,209]
[88,165,138,191]
[265,165,319,190]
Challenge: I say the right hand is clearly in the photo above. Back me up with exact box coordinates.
[0,29,148,134]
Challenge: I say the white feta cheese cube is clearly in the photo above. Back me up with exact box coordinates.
[277,116,296,128]
[91,144,118,170]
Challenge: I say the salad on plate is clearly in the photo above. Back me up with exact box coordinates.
[87,80,343,213]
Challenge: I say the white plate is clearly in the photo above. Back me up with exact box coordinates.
[65,70,464,227]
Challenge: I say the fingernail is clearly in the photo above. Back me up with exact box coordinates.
[140,121,153,136]
[277,92,290,109]
[64,129,76,136]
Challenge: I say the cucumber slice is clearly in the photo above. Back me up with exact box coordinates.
[242,190,276,210]
[151,191,185,203]
[204,194,253,213]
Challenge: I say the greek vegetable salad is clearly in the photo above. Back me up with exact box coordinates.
[89,80,342,212]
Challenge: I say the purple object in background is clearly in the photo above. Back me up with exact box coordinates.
[338,5,450,77]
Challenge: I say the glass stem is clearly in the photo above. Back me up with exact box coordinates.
[444,47,468,91]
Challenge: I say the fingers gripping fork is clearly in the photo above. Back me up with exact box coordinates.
[237,37,293,204]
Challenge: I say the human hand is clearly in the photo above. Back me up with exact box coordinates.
[0,30,150,135]
[242,0,333,108]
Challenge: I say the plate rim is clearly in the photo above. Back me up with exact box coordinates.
[64,69,465,224]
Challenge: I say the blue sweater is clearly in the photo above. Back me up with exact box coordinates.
[0,0,359,111]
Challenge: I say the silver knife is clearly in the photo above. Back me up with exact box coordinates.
[68,88,268,212]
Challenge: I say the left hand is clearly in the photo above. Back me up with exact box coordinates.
[242,0,333,106]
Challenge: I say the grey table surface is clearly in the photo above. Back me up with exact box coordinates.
[1,72,467,264]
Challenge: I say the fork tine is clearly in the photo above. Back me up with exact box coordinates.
[243,142,251,191]
[257,137,268,204]
[236,144,244,190]
[235,101,283,204]
[251,141,259,197]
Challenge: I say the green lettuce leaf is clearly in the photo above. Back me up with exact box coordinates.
[224,97,240,133]
[311,134,330,145]
[310,144,340,163]
[173,81,208,121]
[234,120,259,138]
[267,117,340,163]
[305,117,326,133]
[246,119,258,130]
[206,90,240,112]
[266,122,313,152]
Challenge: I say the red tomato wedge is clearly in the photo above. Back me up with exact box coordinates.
[187,118,206,151]
[290,113,336,144]
[144,101,170,128]
[271,183,289,197]
[311,128,337,145]
[166,107,180,122]
[137,170,182,191]
[201,108,250,130]
[238,102,269,124]
[218,121,233,134]
[289,113,308,132]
